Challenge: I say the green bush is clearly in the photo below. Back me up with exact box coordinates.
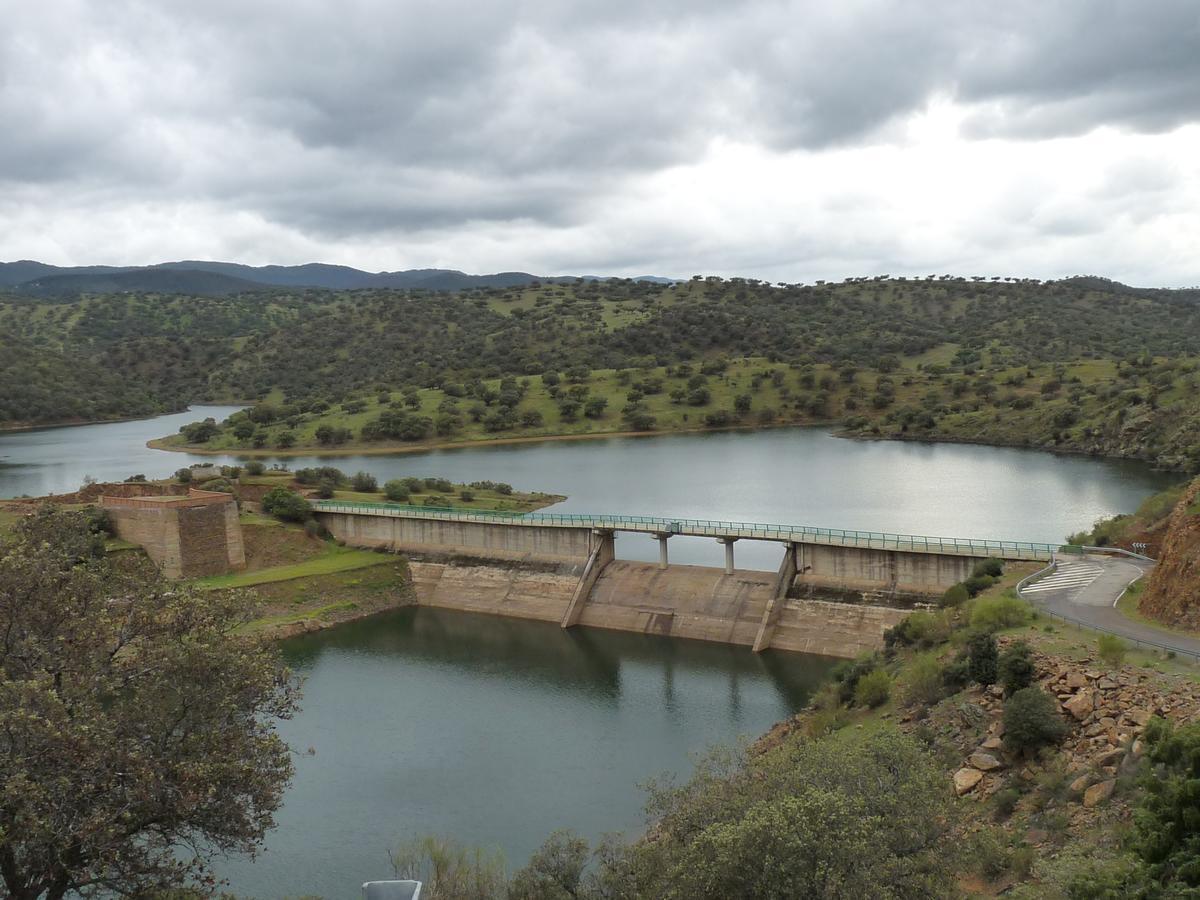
[992,787,1021,820]
[260,486,311,523]
[998,641,1036,695]
[902,653,944,706]
[459,489,475,502]
[970,595,1033,632]
[963,574,996,596]
[1003,687,1067,754]
[314,478,336,499]
[1097,633,1128,669]
[853,669,892,708]
[383,480,410,502]
[350,471,378,493]
[244,460,266,476]
[973,557,1004,578]
[884,611,949,650]
[968,631,999,685]
[174,468,193,484]
[831,654,879,704]
[941,583,969,607]
[942,653,971,690]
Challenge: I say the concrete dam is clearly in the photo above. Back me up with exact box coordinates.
[313,502,1057,658]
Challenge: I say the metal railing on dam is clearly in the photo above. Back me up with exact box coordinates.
[311,500,1059,560]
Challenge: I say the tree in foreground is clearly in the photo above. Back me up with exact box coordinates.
[0,506,297,899]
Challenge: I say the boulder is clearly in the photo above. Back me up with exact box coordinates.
[1065,671,1089,689]
[968,751,1004,772]
[1083,779,1116,808]
[1065,691,1094,721]
[954,767,984,796]
[1069,773,1092,795]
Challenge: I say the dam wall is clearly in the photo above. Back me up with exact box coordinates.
[408,560,581,622]
[400,555,907,659]
[578,561,771,646]
[313,506,990,658]
[795,542,981,593]
[319,511,594,563]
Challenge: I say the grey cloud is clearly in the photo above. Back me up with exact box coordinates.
[1,0,1198,260]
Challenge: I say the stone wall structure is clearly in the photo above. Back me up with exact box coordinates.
[101,489,245,578]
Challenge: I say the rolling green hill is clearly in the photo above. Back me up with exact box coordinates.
[5,275,1200,468]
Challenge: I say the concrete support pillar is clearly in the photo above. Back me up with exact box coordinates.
[654,533,670,569]
[717,537,738,574]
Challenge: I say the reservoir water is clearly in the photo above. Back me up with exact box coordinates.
[218,608,836,898]
[0,409,1182,897]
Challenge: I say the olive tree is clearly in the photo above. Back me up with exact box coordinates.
[0,506,297,899]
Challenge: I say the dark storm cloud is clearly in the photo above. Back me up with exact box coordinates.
[1,0,1197,270]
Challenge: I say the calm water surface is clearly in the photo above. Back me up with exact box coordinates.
[0,409,1179,567]
[216,609,835,899]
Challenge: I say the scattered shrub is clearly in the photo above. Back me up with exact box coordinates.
[973,557,1005,578]
[174,468,193,484]
[350,471,378,493]
[941,583,969,608]
[885,611,949,650]
[261,486,311,523]
[963,574,997,596]
[1003,687,1067,754]
[970,595,1033,632]
[942,654,971,690]
[1097,633,1128,668]
[968,631,999,685]
[383,480,410,502]
[992,787,1021,820]
[314,479,336,499]
[903,653,945,706]
[853,669,892,708]
[200,478,234,494]
[459,489,475,502]
[998,641,1036,695]
[831,654,880,705]
[244,460,266,476]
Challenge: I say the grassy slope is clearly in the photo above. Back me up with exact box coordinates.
[192,544,392,589]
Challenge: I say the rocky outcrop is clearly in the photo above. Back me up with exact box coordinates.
[1139,477,1200,628]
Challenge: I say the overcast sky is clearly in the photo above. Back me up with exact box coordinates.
[2,1,1199,285]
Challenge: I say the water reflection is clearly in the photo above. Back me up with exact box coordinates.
[218,607,834,899]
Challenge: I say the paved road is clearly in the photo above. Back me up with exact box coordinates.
[1019,553,1200,658]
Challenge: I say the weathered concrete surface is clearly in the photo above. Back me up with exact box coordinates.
[753,543,797,652]
[579,561,774,646]
[795,542,981,593]
[561,530,615,627]
[103,489,244,578]
[770,599,909,658]
[318,512,593,563]
[409,561,580,622]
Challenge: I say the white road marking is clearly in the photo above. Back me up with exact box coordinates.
[1021,563,1103,595]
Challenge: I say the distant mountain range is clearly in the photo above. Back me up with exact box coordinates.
[0,260,675,296]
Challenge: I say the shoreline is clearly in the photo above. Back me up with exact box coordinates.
[0,401,250,436]
[146,419,828,457]
[148,420,1188,474]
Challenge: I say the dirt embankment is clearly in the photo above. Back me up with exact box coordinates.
[1138,478,1200,628]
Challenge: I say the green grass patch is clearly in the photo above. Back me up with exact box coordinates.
[194,545,394,589]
